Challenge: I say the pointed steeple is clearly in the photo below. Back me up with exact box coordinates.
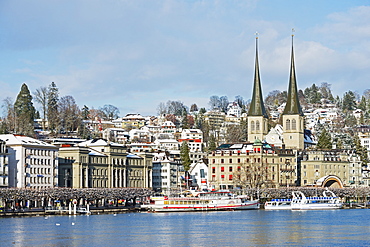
[283,32,303,116]
[248,34,268,118]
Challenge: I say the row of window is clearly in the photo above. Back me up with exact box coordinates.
[285,119,298,130]
[211,174,234,181]
[29,167,52,175]
[28,158,54,166]
[29,176,52,184]
[27,149,56,157]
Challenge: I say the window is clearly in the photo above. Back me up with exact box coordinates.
[292,119,296,130]
[221,159,224,164]
[286,119,290,130]
[251,121,255,131]
[229,166,233,172]
[237,166,241,171]
[229,175,233,180]
[237,158,240,163]
[229,159,232,163]
[212,167,216,173]
[221,167,224,172]
[212,175,216,181]
[200,169,205,178]
[256,121,260,131]
[221,175,225,180]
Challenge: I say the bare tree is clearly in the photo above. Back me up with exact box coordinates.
[233,158,273,189]
[209,95,220,110]
[59,95,81,135]
[99,104,120,121]
[2,97,15,133]
[166,100,186,116]
[157,102,166,116]
[224,123,246,143]
[220,96,229,113]
[33,86,48,130]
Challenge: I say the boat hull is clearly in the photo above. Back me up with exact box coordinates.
[144,200,260,212]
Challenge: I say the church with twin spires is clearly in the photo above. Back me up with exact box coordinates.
[247,33,305,150]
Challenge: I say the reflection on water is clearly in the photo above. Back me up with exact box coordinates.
[1,210,370,246]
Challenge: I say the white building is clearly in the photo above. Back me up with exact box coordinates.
[189,160,208,190]
[154,139,179,151]
[227,102,242,118]
[179,129,203,152]
[161,121,176,135]
[129,129,153,143]
[152,151,182,192]
[0,134,58,188]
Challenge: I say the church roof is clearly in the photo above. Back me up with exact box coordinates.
[283,34,304,116]
[248,36,268,118]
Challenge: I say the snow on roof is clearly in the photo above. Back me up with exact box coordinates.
[78,139,125,147]
[88,148,107,156]
[127,153,142,159]
[0,134,57,148]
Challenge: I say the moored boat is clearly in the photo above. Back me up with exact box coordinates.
[291,189,342,210]
[264,199,292,210]
[141,190,259,212]
[264,189,342,210]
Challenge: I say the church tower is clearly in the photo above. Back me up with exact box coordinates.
[247,35,269,143]
[282,32,305,150]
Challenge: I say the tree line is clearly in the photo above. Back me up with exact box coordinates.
[0,82,120,138]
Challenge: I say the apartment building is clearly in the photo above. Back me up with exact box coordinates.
[0,134,58,188]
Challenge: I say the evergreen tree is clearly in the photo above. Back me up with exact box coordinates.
[316,128,332,149]
[47,82,59,133]
[78,122,92,139]
[354,136,369,164]
[82,105,89,120]
[342,91,357,112]
[14,83,36,136]
[207,134,217,152]
[180,141,191,171]
[181,108,189,129]
[358,96,367,111]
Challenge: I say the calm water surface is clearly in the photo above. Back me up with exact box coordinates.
[1,209,370,246]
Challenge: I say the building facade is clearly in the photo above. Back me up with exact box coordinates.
[207,141,297,190]
[58,139,152,188]
[152,151,183,193]
[0,134,58,188]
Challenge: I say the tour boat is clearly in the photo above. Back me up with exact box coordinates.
[264,189,342,210]
[264,199,292,210]
[291,189,342,210]
[141,190,259,212]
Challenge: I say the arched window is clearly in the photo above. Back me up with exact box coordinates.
[292,119,296,130]
[251,121,255,131]
[256,121,260,131]
[286,119,291,130]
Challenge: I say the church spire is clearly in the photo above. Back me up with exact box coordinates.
[248,33,268,118]
[283,30,303,116]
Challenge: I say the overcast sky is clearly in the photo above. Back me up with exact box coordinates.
[1,0,370,116]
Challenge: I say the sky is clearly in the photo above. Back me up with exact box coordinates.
[1,0,370,116]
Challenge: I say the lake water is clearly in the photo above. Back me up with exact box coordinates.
[1,209,370,246]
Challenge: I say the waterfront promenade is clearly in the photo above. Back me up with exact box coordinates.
[0,187,154,216]
[1,186,370,216]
